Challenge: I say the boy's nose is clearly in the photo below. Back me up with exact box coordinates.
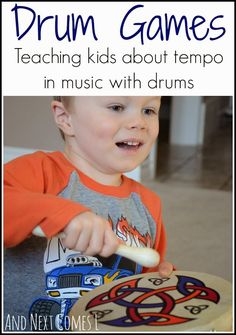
[125,113,147,130]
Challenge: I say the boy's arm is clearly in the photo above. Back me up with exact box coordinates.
[4,153,89,247]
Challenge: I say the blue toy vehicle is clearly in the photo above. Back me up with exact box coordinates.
[29,253,138,330]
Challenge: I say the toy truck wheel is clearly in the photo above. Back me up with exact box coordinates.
[29,299,61,331]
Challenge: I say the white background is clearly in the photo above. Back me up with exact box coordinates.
[2,1,234,95]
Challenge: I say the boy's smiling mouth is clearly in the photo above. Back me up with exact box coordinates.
[115,140,143,150]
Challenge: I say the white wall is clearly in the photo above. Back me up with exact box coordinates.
[170,96,205,146]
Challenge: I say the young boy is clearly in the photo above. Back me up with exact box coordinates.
[4,96,173,331]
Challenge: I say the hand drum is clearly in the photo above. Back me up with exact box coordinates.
[69,271,232,332]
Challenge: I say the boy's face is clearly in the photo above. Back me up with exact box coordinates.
[66,96,160,175]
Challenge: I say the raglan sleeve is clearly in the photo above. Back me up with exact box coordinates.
[4,153,90,248]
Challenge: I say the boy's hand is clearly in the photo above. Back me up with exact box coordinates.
[62,211,119,257]
[158,261,174,278]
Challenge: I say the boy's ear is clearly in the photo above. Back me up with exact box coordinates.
[51,100,75,136]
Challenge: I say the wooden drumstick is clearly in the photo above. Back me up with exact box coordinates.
[116,243,160,267]
[32,226,160,268]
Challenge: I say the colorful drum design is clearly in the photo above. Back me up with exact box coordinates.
[69,271,232,332]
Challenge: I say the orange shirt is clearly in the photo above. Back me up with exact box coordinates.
[4,151,167,272]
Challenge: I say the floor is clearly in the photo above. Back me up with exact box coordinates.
[140,112,233,282]
[142,112,232,191]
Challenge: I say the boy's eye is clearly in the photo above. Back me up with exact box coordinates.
[108,104,124,112]
[143,108,158,116]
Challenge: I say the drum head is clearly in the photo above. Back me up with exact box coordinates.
[69,271,232,332]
